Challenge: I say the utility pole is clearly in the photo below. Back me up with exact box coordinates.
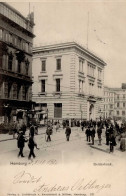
[87,12,89,49]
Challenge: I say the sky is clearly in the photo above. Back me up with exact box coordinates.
[6,0,126,88]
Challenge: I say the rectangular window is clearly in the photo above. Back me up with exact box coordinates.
[0,29,3,40]
[41,80,45,92]
[0,82,2,98]
[122,111,125,116]
[117,111,119,115]
[17,61,21,73]
[117,95,119,99]
[117,102,119,107]
[56,79,60,92]
[54,103,62,118]
[123,103,125,107]
[13,83,17,99]
[56,59,61,70]
[17,85,21,99]
[123,94,125,99]
[41,60,46,71]
[8,83,12,98]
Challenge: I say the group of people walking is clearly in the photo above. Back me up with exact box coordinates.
[17,124,39,159]
[83,119,126,153]
[16,118,126,159]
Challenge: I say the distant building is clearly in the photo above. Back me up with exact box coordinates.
[103,86,115,119]
[0,3,35,123]
[103,85,126,120]
[32,42,106,122]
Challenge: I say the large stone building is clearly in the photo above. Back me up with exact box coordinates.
[104,84,126,120]
[0,3,35,123]
[32,42,106,122]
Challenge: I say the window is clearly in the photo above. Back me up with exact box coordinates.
[98,69,102,80]
[122,111,125,116]
[13,83,17,99]
[88,63,95,77]
[22,85,28,100]
[79,80,81,92]
[17,61,21,73]
[56,79,60,92]
[117,111,119,115]
[123,94,125,99]
[41,60,46,72]
[56,59,61,70]
[54,103,62,118]
[0,82,2,98]
[8,82,12,98]
[8,33,12,43]
[25,59,29,75]
[17,85,21,99]
[123,103,125,107]
[0,29,3,40]
[117,102,119,107]
[41,80,45,92]
[117,95,119,99]
[8,52,13,70]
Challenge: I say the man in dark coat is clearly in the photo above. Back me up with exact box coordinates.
[109,134,116,153]
[28,136,39,159]
[97,126,102,145]
[90,126,96,145]
[17,132,27,157]
[29,124,35,137]
[105,126,110,145]
[65,125,71,141]
[85,126,91,142]
[46,125,53,142]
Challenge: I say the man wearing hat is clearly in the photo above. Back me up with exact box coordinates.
[17,132,27,157]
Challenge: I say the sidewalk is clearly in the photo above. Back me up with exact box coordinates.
[0,126,47,142]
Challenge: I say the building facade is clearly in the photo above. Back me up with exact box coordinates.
[0,3,35,123]
[103,84,126,120]
[103,86,115,119]
[32,42,106,122]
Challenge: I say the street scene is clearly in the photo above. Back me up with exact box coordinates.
[0,1,126,196]
[0,121,125,164]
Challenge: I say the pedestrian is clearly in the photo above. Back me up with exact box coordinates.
[29,123,35,137]
[105,126,110,145]
[65,125,71,141]
[97,126,102,145]
[22,122,27,135]
[28,136,39,159]
[46,125,53,142]
[35,124,38,135]
[17,131,27,157]
[12,121,17,139]
[56,122,60,132]
[81,121,84,131]
[85,126,91,142]
[120,132,126,152]
[90,126,96,145]
[109,134,116,153]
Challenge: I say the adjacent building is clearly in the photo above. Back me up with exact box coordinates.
[0,2,35,123]
[103,84,126,120]
[32,42,106,122]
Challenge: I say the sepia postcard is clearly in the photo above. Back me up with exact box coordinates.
[0,1,126,196]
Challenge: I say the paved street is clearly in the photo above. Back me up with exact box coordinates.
[0,126,126,196]
[0,126,125,165]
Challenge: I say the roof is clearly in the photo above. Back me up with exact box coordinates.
[33,41,106,66]
[1,2,28,21]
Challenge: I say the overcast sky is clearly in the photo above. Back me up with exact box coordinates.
[7,0,126,88]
